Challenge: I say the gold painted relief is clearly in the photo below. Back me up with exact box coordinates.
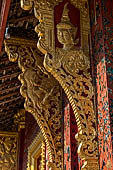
[14,109,25,131]
[4,0,99,169]
[44,4,98,169]
[5,38,63,170]
[0,132,18,170]
[19,0,99,169]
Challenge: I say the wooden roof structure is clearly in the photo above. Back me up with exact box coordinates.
[0,0,38,131]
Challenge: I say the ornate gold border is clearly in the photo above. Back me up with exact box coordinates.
[27,131,44,170]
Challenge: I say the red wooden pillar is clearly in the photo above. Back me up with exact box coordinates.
[18,128,25,170]
[46,145,49,170]
[63,94,79,170]
[64,100,71,170]
[0,0,11,53]
[89,0,113,169]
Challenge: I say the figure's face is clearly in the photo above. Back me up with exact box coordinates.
[57,29,72,45]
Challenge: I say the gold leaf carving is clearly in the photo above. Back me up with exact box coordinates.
[14,109,25,131]
[5,38,63,170]
[0,132,18,170]
[6,0,99,169]
[43,2,99,170]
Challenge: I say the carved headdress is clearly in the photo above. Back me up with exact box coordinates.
[57,3,77,31]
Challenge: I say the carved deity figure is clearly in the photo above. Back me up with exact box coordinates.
[56,3,79,50]
[45,3,89,76]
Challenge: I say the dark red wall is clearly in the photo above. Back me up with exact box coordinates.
[19,112,40,170]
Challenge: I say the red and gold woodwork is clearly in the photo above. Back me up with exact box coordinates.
[4,0,100,169]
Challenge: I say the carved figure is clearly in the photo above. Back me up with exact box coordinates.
[57,3,79,50]
[45,3,89,76]
[43,3,98,170]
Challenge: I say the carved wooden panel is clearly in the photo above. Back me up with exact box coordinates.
[0,132,18,170]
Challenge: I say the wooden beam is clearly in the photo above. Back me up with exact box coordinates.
[0,100,22,111]
[0,96,22,105]
[0,85,20,94]
[0,63,18,73]
[0,91,19,101]
[0,79,20,89]
[0,71,21,80]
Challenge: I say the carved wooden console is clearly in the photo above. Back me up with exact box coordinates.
[5,38,63,169]
[5,0,99,169]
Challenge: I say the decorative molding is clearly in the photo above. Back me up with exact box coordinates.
[43,2,98,169]
[27,131,44,170]
[41,141,46,170]
[43,3,98,169]
[4,0,99,169]
[0,131,18,170]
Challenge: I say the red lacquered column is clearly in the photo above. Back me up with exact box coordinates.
[0,0,11,53]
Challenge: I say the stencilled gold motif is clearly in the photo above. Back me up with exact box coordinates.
[0,132,18,170]
[5,38,63,170]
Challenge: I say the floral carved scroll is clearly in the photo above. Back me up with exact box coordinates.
[20,0,99,169]
[5,38,63,170]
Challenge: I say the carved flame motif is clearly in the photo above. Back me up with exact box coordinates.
[5,39,63,170]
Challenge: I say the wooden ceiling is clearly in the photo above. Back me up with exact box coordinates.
[0,48,24,131]
[0,0,38,131]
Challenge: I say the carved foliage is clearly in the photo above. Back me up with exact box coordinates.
[44,47,98,169]
[14,109,25,131]
[5,39,63,170]
[19,0,99,169]
[0,132,18,170]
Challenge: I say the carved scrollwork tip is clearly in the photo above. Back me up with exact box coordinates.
[21,0,33,10]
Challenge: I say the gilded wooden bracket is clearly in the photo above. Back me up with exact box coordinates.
[4,38,63,170]
[20,0,99,169]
